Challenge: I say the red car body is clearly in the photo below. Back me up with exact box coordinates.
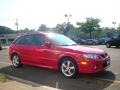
[9,33,110,74]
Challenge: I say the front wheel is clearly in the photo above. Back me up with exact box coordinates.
[60,58,78,78]
[12,54,22,68]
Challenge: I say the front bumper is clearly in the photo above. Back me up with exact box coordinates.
[78,56,110,74]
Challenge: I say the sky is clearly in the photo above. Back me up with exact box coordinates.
[0,0,120,30]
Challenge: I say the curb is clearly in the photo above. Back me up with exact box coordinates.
[6,74,59,90]
[7,75,40,86]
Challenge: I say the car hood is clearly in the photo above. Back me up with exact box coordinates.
[62,45,105,54]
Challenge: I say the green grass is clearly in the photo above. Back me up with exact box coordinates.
[0,73,7,83]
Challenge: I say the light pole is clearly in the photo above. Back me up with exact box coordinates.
[64,14,72,23]
[15,18,18,32]
[112,21,117,29]
[63,14,72,35]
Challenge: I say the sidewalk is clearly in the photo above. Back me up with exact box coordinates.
[0,80,59,90]
[2,46,9,49]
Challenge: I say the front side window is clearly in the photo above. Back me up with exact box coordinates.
[32,35,46,46]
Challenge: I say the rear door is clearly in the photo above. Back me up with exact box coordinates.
[14,35,34,64]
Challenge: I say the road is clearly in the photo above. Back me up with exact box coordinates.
[0,45,120,90]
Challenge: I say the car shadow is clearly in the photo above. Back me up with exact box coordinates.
[0,65,115,90]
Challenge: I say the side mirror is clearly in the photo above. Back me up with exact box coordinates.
[44,42,51,48]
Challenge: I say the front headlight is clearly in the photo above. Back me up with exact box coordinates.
[83,54,98,59]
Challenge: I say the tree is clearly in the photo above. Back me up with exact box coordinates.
[77,18,101,39]
[93,27,102,39]
[54,23,76,37]
[54,23,72,36]
[54,23,66,34]
[101,27,118,38]
[19,28,36,33]
[0,26,14,34]
[37,24,49,32]
[117,24,120,32]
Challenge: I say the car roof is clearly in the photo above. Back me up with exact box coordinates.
[16,32,62,38]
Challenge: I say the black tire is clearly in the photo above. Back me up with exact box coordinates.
[0,46,2,50]
[116,46,119,48]
[60,58,78,78]
[12,54,22,68]
[106,43,111,48]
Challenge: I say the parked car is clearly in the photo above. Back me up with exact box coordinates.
[74,38,85,45]
[84,39,98,45]
[9,33,110,78]
[97,38,106,45]
[0,43,2,50]
[106,34,120,48]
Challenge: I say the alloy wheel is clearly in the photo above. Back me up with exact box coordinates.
[61,60,76,77]
[12,54,21,68]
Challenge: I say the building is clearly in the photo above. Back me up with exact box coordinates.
[0,33,28,45]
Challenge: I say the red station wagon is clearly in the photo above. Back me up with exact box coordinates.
[9,32,110,78]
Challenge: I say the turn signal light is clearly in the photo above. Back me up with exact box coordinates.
[81,61,87,65]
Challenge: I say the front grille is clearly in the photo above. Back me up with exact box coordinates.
[103,61,107,67]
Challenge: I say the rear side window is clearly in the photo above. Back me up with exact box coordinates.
[14,34,46,46]
[14,35,33,45]
[14,37,24,44]
[32,35,46,46]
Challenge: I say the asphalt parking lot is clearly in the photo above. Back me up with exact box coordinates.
[0,45,120,90]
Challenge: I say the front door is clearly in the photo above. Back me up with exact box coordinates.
[31,34,57,68]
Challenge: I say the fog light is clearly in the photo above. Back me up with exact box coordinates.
[81,61,87,65]
[94,65,97,69]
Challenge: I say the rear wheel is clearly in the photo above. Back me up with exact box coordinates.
[12,54,21,68]
[60,58,78,78]
[106,43,111,48]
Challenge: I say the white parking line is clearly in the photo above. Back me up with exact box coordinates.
[40,85,60,90]
[56,81,58,89]
[1,62,120,84]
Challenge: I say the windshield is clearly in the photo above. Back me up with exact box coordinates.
[48,33,77,46]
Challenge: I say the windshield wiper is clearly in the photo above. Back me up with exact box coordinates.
[60,44,70,46]
[60,44,77,46]
[70,44,77,46]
